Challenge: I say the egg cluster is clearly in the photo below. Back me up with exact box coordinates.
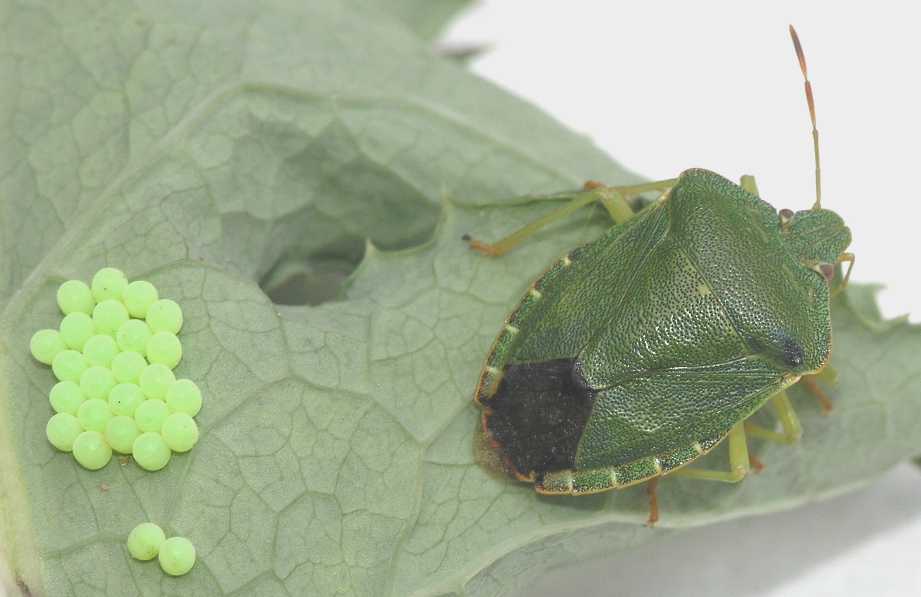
[31,268,201,471]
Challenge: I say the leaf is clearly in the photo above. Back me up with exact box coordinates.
[1,3,919,597]
[0,0,621,307]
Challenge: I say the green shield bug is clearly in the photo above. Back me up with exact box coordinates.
[466,26,854,524]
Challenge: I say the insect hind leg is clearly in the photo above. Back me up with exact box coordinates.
[464,190,598,257]
[464,179,675,257]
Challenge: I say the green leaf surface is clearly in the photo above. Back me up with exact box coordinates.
[1,2,919,597]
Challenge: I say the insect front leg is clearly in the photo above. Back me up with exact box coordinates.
[669,422,751,482]
[801,375,834,413]
[463,178,676,257]
[832,252,855,295]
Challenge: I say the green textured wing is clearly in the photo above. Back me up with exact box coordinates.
[574,357,786,468]
[508,202,671,364]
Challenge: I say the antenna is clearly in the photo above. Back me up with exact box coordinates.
[789,25,822,210]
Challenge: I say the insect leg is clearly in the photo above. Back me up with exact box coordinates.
[595,179,676,223]
[465,190,599,256]
[464,179,676,256]
[645,477,660,526]
[744,391,803,444]
[801,375,833,414]
[739,174,760,196]
[832,252,855,296]
[669,422,750,483]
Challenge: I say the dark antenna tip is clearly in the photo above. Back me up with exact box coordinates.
[789,25,822,210]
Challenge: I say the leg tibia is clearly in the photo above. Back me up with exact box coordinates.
[464,179,676,257]
[646,478,660,526]
[744,391,802,444]
[466,191,598,256]
[802,375,833,414]
[670,422,750,483]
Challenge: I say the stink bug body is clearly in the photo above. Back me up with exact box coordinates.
[467,27,854,523]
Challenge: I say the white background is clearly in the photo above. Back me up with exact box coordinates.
[445,2,921,596]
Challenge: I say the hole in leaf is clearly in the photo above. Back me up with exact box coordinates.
[259,239,366,306]
[233,118,442,306]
